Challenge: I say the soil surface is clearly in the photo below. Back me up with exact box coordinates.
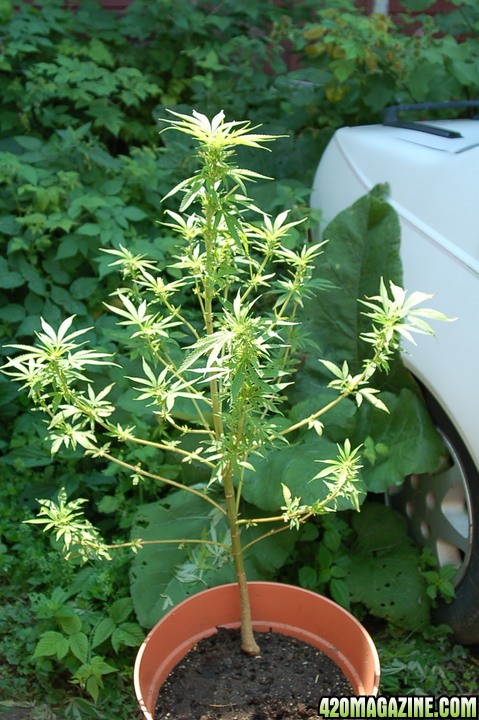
[154,627,352,720]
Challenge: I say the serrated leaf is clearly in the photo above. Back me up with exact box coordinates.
[91,618,116,649]
[86,677,100,704]
[33,631,69,660]
[57,613,82,635]
[109,598,133,624]
[70,277,98,300]
[69,632,89,663]
[111,623,144,652]
[0,258,23,289]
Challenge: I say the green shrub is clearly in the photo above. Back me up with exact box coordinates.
[294,0,479,133]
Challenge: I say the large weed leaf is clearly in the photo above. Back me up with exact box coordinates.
[344,503,431,630]
[130,490,295,628]
[290,186,444,491]
[353,388,446,492]
[242,437,367,514]
[293,184,402,399]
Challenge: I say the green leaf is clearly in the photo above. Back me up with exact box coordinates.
[70,277,98,300]
[76,223,101,237]
[290,187,443,488]
[50,285,86,314]
[130,490,295,628]
[14,136,44,151]
[242,438,366,514]
[0,215,19,235]
[0,257,23,289]
[344,503,431,630]
[353,389,445,492]
[130,493,230,627]
[91,618,115,649]
[88,38,114,67]
[1,442,53,468]
[298,565,317,589]
[111,623,144,653]
[68,631,89,663]
[55,235,81,260]
[109,598,133,624]
[298,184,402,376]
[33,631,69,660]
[97,495,121,514]
[330,578,350,610]
[57,612,82,635]
[122,205,148,221]
[289,387,356,443]
[0,303,25,322]
[86,676,101,704]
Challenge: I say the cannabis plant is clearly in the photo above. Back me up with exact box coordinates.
[2,110,447,656]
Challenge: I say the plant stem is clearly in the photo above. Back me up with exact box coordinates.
[222,462,260,656]
[202,191,259,656]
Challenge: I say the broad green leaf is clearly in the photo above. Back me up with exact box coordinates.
[86,677,101,704]
[33,631,69,660]
[0,258,23,289]
[353,389,445,493]
[109,598,134,624]
[130,490,295,628]
[345,503,431,630]
[50,285,86,315]
[290,187,442,488]
[55,235,81,260]
[70,277,98,300]
[68,631,89,663]
[0,215,19,235]
[57,612,82,635]
[330,578,350,610]
[122,205,148,221]
[289,387,357,443]
[0,303,25,322]
[1,444,52,468]
[91,618,116,649]
[241,438,366,514]
[14,136,44,151]
[111,623,144,653]
[88,38,114,67]
[297,184,402,378]
[76,223,101,237]
[130,492,232,627]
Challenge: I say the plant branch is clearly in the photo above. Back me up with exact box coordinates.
[99,449,226,515]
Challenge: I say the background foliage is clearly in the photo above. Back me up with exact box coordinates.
[1,0,478,714]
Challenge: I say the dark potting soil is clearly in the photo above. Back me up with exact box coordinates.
[154,627,353,720]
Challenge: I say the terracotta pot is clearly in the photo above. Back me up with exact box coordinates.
[134,581,380,720]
